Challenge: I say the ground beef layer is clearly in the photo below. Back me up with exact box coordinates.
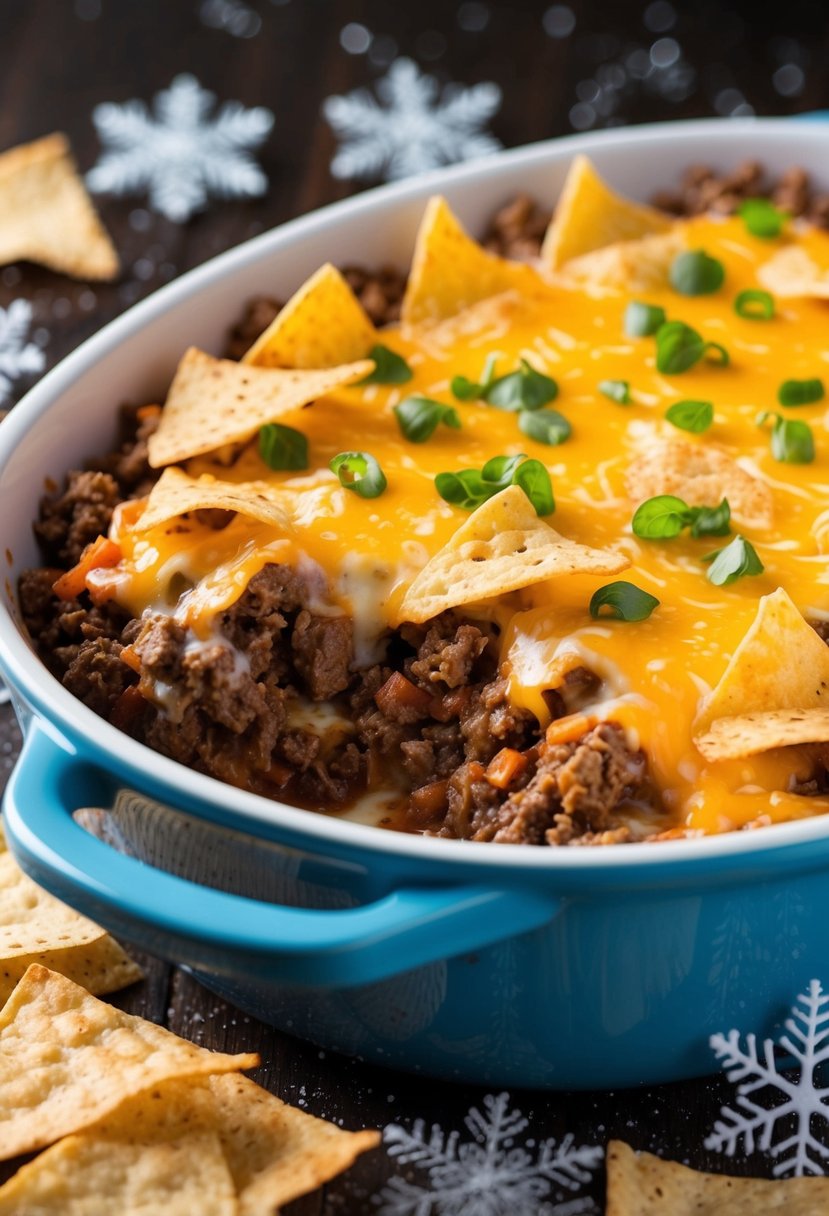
[19,169,829,845]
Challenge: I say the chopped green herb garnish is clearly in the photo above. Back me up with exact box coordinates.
[655,321,729,374]
[451,353,498,401]
[665,399,714,433]
[703,535,764,586]
[624,301,666,337]
[734,289,775,320]
[330,451,387,498]
[518,407,572,446]
[485,359,558,412]
[670,250,725,296]
[435,453,554,515]
[756,411,815,464]
[599,379,631,405]
[739,198,787,240]
[258,423,308,471]
[358,344,413,385]
[777,378,825,407]
[394,396,460,443]
[589,581,660,622]
[632,494,731,540]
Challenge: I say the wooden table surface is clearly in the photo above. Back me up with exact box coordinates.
[1,1,828,1210]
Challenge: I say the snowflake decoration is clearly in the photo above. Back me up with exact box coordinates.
[376,1092,601,1216]
[87,74,274,222]
[323,57,501,183]
[706,979,829,1177]
[0,300,45,405]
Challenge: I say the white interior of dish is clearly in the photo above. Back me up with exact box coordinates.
[3,117,829,869]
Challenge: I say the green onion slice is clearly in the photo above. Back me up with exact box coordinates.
[756,411,815,464]
[358,344,413,385]
[485,359,558,412]
[704,535,764,586]
[665,399,714,433]
[599,379,631,405]
[330,451,387,498]
[451,353,498,402]
[394,396,461,443]
[435,453,554,516]
[655,321,729,374]
[632,494,731,540]
[669,249,725,296]
[518,408,572,446]
[734,289,775,321]
[777,378,825,407]
[624,301,666,337]
[739,198,787,240]
[589,581,660,622]
[258,423,309,471]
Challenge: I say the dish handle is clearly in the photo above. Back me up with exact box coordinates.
[2,722,563,987]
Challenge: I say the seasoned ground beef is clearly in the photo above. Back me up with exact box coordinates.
[482,194,551,260]
[651,161,829,230]
[224,296,282,360]
[62,637,135,719]
[341,265,406,327]
[34,470,121,568]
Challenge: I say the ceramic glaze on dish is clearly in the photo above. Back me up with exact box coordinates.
[2,118,829,1089]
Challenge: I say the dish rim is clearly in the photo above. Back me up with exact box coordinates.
[3,114,829,872]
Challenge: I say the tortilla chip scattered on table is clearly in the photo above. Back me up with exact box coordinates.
[606,1139,829,1215]
[136,466,294,533]
[147,346,373,467]
[0,133,118,280]
[696,707,829,762]
[0,850,142,1005]
[757,244,829,299]
[397,484,629,624]
[559,228,686,292]
[541,154,672,271]
[625,436,774,531]
[401,196,538,326]
[244,263,378,368]
[0,964,258,1160]
[695,588,829,734]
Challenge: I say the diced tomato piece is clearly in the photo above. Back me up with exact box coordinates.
[51,536,122,601]
[485,747,528,790]
[374,671,432,717]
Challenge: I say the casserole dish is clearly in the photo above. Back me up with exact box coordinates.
[2,117,829,1090]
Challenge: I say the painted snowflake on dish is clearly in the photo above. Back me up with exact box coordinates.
[706,979,829,1177]
[87,74,273,222]
[0,300,45,405]
[376,1092,601,1216]
[323,58,501,183]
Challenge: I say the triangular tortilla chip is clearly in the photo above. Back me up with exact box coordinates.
[0,133,118,280]
[205,1074,379,1214]
[0,965,258,1159]
[135,467,293,534]
[625,436,773,531]
[0,851,142,1005]
[757,244,829,299]
[243,263,378,368]
[396,485,629,624]
[401,196,537,326]
[559,228,686,292]
[606,1139,829,1215]
[696,708,829,762]
[541,155,672,271]
[147,347,372,467]
[695,588,829,733]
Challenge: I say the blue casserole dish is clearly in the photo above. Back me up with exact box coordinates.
[2,118,829,1090]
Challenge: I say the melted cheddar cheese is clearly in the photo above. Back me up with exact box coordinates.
[98,214,829,835]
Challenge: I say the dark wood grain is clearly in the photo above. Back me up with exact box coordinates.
[0,0,827,1208]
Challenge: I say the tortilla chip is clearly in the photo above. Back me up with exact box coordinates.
[147,346,373,467]
[541,155,672,271]
[559,228,686,292]
[0,851,142,1004]
[135,466,293,534]
[696,708,829,761]
[0,133,118,280]
[0,1127,235,1215]
[244,263,378,369]
[625,436,773,531]
[0,964,259,1160]
[757,245,829,299]
[606,1139,829,1215]
[695,588,829,733]
[206,1074,379,1214]
[396,485,629,624]
[401,196,537,326]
